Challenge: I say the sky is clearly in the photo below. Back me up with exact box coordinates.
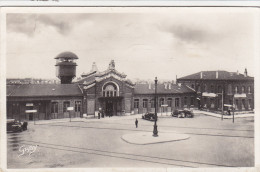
[6,8,258,81]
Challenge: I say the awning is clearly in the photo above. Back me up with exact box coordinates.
[224,104,232,107]
[202,92,217,97]
[234,93,247,98]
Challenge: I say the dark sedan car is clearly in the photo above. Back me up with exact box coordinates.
[7,119,28,132]
[172,109,194,118]
[142,113,157,121]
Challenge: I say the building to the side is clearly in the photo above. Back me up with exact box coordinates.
[6,51,196,121]
[7,84,83,121]
[177,70,254,112]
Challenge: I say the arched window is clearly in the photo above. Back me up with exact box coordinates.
[51,102,58,113]
[75,101,81,112]
[241,86,245,94]
[184,97,188,105]
[143,99,148,108]
[218,85,222,93]
[159,98,164,107]
[197,84,201,92]
[190,97,194,106]
[167,98,172,107]
[134,99,139,108]
[248,86,251,94]
[210,85,214,93]
[63,101,70,112]
[228,84,232,95]
[235,86,238,94]
[150,99,155,108]
[175,98,180,107]
[103,83,118,97]
[204,84,207,92]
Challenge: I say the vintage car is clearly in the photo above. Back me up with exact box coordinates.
[142,112,157,121]
[7,119,28,132]
[172,109,194,118]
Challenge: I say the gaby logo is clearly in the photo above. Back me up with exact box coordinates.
[18,145,38,157]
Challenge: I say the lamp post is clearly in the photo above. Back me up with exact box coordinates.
[233,95,235,123]
[153,77,158,137]
[221,89,224,121]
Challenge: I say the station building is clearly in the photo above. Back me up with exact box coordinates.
[6,51,196,121]
[177,70,254,112]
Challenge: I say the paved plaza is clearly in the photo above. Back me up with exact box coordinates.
[7,113,254,168]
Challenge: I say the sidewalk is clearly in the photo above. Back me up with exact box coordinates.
[193,109,254,119]
[30,109,254,124]
[33,114,143,124]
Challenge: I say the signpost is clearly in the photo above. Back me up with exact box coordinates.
[67,107,74,122]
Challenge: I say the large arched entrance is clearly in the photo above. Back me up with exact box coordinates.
[98,82,123,116]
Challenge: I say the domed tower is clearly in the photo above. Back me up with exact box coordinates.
[55,51,78,84]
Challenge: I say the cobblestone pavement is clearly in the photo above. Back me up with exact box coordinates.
[7,114,254,168]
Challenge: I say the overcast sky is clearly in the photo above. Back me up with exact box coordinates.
[6,8,258,81]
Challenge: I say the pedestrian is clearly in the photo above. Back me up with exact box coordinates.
[228,108,231,115]
[135,118,138,128]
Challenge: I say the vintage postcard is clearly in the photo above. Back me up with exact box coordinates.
[0,6,259,172]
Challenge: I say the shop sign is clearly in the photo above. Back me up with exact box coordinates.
[25,110,37,113]
[202,92,217,97]
[67,107,74,111]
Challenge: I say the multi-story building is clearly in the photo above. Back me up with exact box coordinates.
[177,70,254,112]
[6,51,196,121]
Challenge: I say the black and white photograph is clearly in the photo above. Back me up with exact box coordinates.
[1,6,259,170]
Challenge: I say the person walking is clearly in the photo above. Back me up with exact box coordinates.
[135,118,138,128]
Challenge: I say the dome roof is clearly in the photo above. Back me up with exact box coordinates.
[55,51,79,59]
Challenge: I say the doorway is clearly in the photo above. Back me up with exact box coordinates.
[106,101,114,116]
[29,113,33,121]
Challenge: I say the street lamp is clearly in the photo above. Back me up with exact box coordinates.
[153,77,158,137]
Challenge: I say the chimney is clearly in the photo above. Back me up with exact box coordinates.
[216,71,218,79]
[91,62,98,72]
[164,83,167,89]
[237,70,239,75]
[244,68,248,77]
[108,60,115,70]
[200,72,203,79]
[148,82,151,89]
[169,82,171,89]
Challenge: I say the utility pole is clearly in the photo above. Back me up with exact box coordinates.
[153,77,158,137]
[233,95,235,123]
[221,89,224,120]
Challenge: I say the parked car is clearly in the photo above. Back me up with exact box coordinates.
[7,119,28,132]
[172,109,194,118]
[142,113,157,121]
